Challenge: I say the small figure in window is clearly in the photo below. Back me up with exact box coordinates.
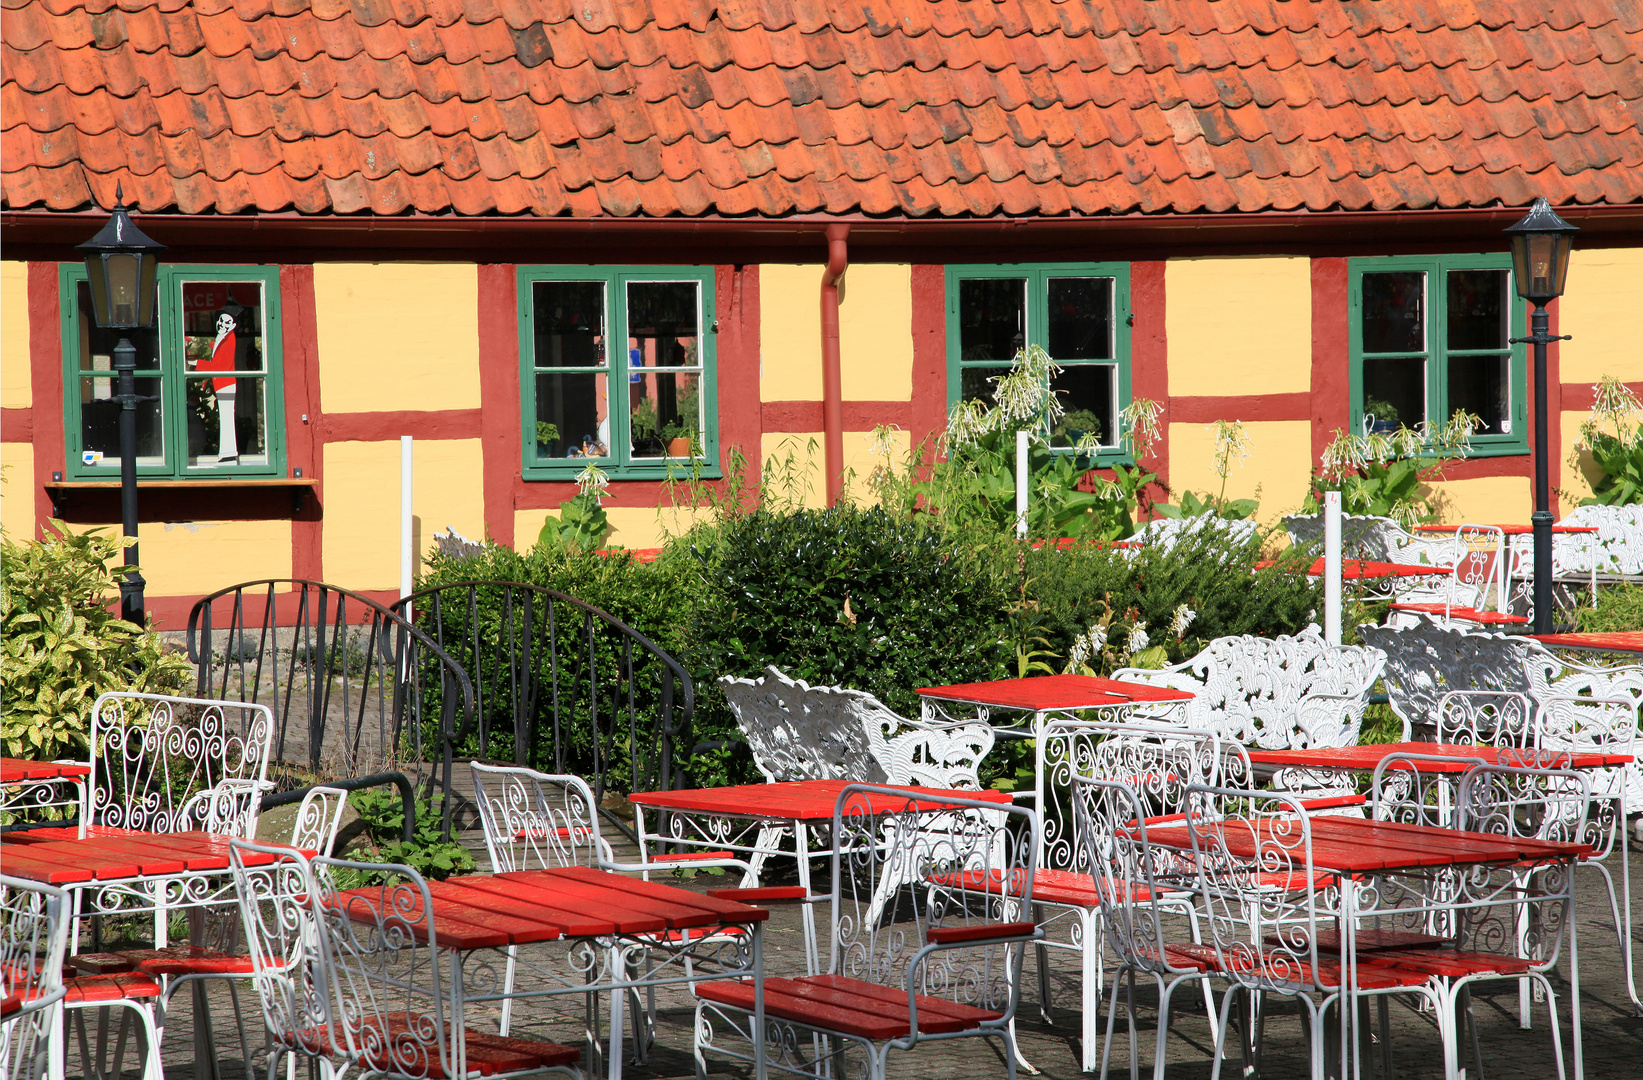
[190,308,240,462]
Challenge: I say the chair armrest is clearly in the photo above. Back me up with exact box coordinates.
[704,886,817,904]
[926,921,1040,946]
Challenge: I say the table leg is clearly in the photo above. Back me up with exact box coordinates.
[1568,858,1583,1080]
[607,943,625,1080]
[751,922,767,1080]
[796,823,818,975]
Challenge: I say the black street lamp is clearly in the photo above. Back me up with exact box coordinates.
[77,188,165,626]
[1505,197,1578,635]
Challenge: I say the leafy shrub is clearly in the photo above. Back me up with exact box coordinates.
[1306,412,1479,526]
[0,521,191,760]
[346,787,474,881]
[1575,583,1643,634]
[1023,526,1323,675]
[680,506,1013,780]
[1569,376,1643,506]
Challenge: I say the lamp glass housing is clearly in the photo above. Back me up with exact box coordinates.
[1509,230,1574,304]
[77,202,165,331]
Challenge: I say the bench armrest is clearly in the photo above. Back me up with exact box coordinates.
[704,886,818,904]
[926,921,1040,946]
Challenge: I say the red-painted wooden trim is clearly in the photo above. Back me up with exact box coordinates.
[2,407,32,441]
[1560,380,1643,411]
[1129,260,1169,505]
[1434,455,1530,481]
[280,265,322,585]
[909,264,947,469]
[1170,393,1310,424]
[477,264,519,547]
[716,263,761,507]
[321,410,483,442]
[762,401,914,432]
[1310,258,1350,465]
[28,262,63,537]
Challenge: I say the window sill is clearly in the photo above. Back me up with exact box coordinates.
[45,478,317,517]
[522,466,723,483]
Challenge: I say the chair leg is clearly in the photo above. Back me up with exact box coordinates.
[1080,908,1101,1071]
[500,944,519,1035]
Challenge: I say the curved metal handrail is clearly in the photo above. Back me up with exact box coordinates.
[392,580,695,843]
[187,579,476,837]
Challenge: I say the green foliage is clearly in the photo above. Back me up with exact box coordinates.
[347,787,475,881]
[536,494,611,556]
[1575,583,1643,634]
[630,398,659,439]
[1570,377,1643,506]
[1154,489,1259,521]
[1023,526,1323,677]
[0,521,191,760]
[535,420,560,452]
[683,504,1013,721]
[1306,411,1480,527]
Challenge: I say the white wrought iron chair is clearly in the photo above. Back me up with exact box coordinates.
[1387,525,1529,630]
[1358,619,1538,742]
[1032,719,1245,1072]
[692,784,1041,1080]
[1,876,72,1080]
[1113,626,1384,804]
[310,853,584,1080]
[469,762,749,1064]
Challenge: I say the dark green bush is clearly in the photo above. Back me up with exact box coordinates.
[1023,527,1324,674]
[679,507,1013,779]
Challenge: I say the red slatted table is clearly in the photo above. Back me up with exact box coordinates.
[1529,630,1643,656]
[0,758,90,835]
[630,780,1013,973]
[331,866,770,1080]
[1246,741,1633,777]
[1144,811,1593,1078]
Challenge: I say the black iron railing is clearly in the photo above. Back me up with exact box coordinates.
[186,580,476,838]
[391,581,694,843]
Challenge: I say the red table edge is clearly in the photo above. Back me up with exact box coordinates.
[914,675,1196,711]
[630,780,1013,819]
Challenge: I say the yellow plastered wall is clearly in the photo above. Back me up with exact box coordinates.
[1165,258,1312,396]
[1,261,30,410]
[323,439,485,591]
[840,264,913,401]
[1562,409,1600,512]
[761,265,821,401]
[314,264,480,413]
[1167,421,1312,525]
[1554,247,1643,509]
[1,443,36,540]
[137,519,292,596]
[758,428,912,510]
[760,264,916,402]
[1558,248,1643,385]
[1424,476,1531,526]
[514,505,700,552]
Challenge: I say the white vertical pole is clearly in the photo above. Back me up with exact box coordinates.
[1324,490,1343,646]
[1016,429,1030,539]
[400,436,414,604]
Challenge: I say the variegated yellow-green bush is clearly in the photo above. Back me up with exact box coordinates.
[0,521,191,760]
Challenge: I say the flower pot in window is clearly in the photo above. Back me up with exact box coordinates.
[667,436,692,457]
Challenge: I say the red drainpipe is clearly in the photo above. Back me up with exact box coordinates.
[820,224,850,507]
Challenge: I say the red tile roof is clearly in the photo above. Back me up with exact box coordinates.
[4,0,1642,218]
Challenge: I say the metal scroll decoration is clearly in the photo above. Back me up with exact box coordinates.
[1360,620,1537,740]
[89,692,274,836]
[469,764,605,873]
[719,667,888,785]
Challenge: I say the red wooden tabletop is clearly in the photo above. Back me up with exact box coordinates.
[0,759,91,782]
[1144,814,1589,874]
[916,673,1195,712]
[0,831,285,885]
[1385,602,1530,626]
[630,779,1012,823]
[1246,741,1632,772]
[1306,559,1449,579]
[1413,524,1598,535]
[1530,630,1643,655]
[331,867,770,951]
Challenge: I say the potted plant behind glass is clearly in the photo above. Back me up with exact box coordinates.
[661,419,696,458]
[1055,408,1103,447]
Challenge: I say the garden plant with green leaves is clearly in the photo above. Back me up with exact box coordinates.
[1568,375,1643,506]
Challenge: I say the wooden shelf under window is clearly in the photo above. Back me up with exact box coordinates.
[45,478,317,517]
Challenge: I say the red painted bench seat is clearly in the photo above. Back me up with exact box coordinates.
[695,974,1003,1041]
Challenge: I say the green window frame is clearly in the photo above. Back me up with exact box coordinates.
[1349,254,1528,457]
[518,266,719,480]
[60,264,286,480]
[945,262,1133,463]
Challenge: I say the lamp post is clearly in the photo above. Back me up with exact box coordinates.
[1505,197,1578,635]
[77,189,165,626]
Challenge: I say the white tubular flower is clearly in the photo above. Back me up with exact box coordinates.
[1088,625,1108,654]
[575,462,611,502]
[1066,636,1090,672]
[1120,397,1164,459]
[946,399,994,445]
[1127,623,1150,654]
[1169,603,1196,639]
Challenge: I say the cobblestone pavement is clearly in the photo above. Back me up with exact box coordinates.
[92,844,1643,1079]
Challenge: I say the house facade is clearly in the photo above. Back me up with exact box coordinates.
[3,0,1642,625]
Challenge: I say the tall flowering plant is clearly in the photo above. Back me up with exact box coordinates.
[1305,411,1480,527]
[1569,376,1643,506]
